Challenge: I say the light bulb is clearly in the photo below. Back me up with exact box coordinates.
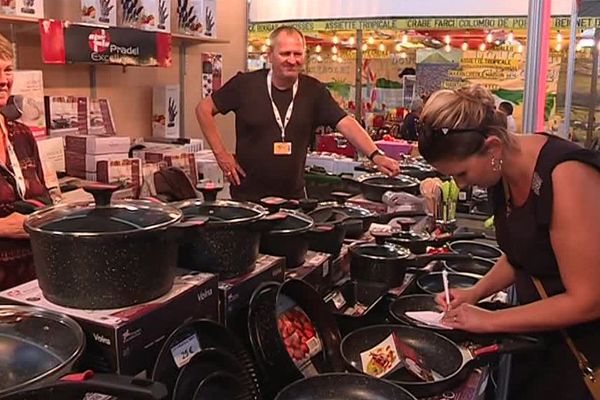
[556,31,563,43]
[348,36,355,46]
[444,44,451,52]
[315,44,321,53]
[247,45,254,52]
[517,44,524,53]
[260,44,268,52]
[332,54,338,62]
[332,34,339,44]
[337,56,343,63]
[332,46,338,54]
[316,55,323,62]
[400,51,407,59]
[486,32,493,43]
[461,41,468,51]
[361,43,368,51]
[576,43,582,52]
[265,38,271,46]
[368,35,375,45]
[479,42,486,51]
[378,42,386,52]
[444,34,451,45]
[402,33,408,44]
[555,43,562,52]
[395,42,402,52]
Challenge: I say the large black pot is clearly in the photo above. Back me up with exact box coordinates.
[349,241,472,289]
[306,207,348,257]
[173,198,272,279]
[356,173,420,203]
[0,305,167,400]
[24,184,196,309]
[260,205,315,268]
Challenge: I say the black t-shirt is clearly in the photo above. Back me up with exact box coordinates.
[212,69,347,202]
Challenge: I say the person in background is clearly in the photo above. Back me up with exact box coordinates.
[419,85,600,400]
[196,26,399,202]
[399,97,423,141]
[498,101,517,133]
[0,33,49,290]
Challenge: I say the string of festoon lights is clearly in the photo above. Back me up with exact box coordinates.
[248,29,589,63]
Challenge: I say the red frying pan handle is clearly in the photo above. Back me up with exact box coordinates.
[473,344,500,357]
[61,370,95,382]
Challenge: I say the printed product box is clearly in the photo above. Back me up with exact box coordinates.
[0,271,219,375]
[1,0,44,18]
[140,0,170,32]
[45,96,89,137]
[65,134,131,155]
[81,0,117,26]
[152,85,180,138]
[11,70,46,138]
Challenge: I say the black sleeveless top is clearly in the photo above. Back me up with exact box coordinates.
[491,134,600,399]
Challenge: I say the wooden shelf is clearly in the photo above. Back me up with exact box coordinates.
[171,33,229,45]
[0,14,39,25]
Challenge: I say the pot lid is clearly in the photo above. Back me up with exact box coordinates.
[25,200,182,236]
[266,209,314,235]
[393,230,431,242]
[319,201,374,219]
[174,199,267,226]
[0,306,85,397]
[359,173,419,190]
[351,243,411,260]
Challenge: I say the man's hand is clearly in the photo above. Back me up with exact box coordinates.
[214,151,246,186]
[2,212,29,239]
[373,154,400,176]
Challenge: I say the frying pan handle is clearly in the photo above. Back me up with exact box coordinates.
[3,371,168,400]
[410,252,472,267]
[473,335,545,358]
[442,232,486,242]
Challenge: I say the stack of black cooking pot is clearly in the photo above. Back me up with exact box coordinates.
[151,319,261,400]
[24,184,200,309]
[0,305,168,400]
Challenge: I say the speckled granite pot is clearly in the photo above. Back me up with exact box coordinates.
[24,184,185,309]
[173,199,269,279]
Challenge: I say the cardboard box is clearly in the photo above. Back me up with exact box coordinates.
[45,96,89,137]
[152,85,180,138]
[330,243,352,286]
[196,157,223,186]
[140,0,171,32]
[201,0,216,38]
[218,254,285,328]
[36,136,65,174]
[118,0,143,27]
[164,152,197,185]
[81,0,117,26]
[1,0,44,18]
[11,70,46,138]
[96,158,143,193]
[174,0,202,35]
[0,271,219,375]
[89,98,116,136]
[285,251,332,296]
[65,134,131,155]
[65,151,129,176]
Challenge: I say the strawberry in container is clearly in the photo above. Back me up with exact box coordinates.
[277,306,322,365]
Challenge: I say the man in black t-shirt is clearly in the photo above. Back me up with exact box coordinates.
[196,26,399,202]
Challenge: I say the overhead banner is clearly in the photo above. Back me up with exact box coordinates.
[40,20,172,67]
[249,16,600,33]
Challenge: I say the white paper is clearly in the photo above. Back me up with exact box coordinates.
[404,311,453,330]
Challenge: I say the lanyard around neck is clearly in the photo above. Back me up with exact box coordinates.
[266,70,299,141]
[0,117,26,200]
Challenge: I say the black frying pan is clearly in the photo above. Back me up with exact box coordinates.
[274,372,416,400]
[416,272,481,295]
[444,256,495,276]
[192,371,246,400]
[447,240,503,260]
[341,325,543,397]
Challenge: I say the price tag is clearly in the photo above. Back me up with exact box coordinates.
[170,334,201,368]
[322,261,330,278]
[332,291,347,310]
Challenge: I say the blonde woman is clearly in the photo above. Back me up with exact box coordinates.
[0,33,49,289]
[419,85,600,400]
